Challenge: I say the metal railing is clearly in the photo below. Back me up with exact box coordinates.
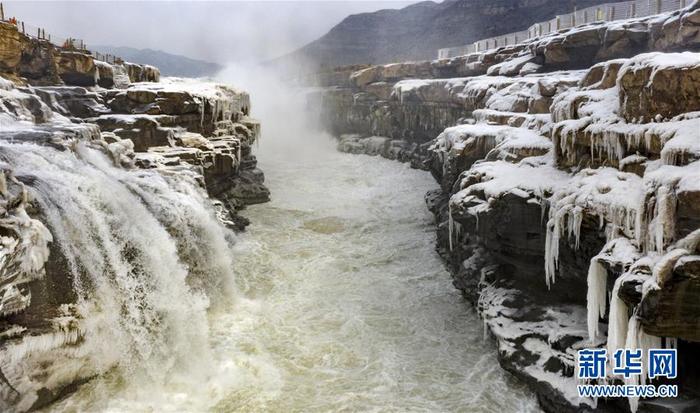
[0,2,121,63]
[437,0,690,59]
[93,52,122,65]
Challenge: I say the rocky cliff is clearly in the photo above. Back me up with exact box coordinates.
[0,22,159,87]
[277,0,613,71]
[0,21,267,411]
[313,3,700,412]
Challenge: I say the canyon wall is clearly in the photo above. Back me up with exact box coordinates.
[0,21,267,411]
[313,3,700,412]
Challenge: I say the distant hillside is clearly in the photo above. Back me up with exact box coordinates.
[276,0,613,71]
[93,45,222,77]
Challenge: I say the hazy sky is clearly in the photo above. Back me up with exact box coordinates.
[5,1,418,64]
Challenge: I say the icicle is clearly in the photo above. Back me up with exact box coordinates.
[606,273,631,361]
[586,257,607,343]
[571,206,583,249]
[199,97,206,128]
[544,204,572,288]
[0,170,8,198]
[544,218,556,288]
[448,202,454,251]
[651,186,676,253]
[624,312,662,413]
[5,328,82,364]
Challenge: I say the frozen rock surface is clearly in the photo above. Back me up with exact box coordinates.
[315,4,700,412]
[0,42,266,411]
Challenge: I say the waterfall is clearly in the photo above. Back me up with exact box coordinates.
[0,138,239,405]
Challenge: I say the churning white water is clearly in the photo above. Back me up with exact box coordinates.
[205,134,541,413]
[36,67,540,412]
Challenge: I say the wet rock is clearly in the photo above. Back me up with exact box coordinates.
[33,86,110,119]
[0,38,269,411]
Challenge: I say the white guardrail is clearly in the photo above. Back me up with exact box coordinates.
[437,0,690,59]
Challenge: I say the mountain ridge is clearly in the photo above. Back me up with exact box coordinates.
[275,0,615,71]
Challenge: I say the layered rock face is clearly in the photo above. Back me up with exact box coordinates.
[0,21,159,87]
[315,3,700,412]
[0,34,267,410]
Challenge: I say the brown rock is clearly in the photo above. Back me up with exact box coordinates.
[618,53,700,122]
[54,51,97,87]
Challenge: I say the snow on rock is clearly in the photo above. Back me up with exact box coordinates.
[478,284,594,410]
[552,56,700,170]
[455,72,581,114]
[124,77,251,129]
[545,168,644,287]
[392,78,469,104]
[453,156,568,203]
[429,123,554,192]
[318,16,700,410]
[618,52,700,122]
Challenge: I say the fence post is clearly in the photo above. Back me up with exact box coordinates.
[572,11,576,27]
[1,3,4,21]
[609,6,614,20]
[556,16,560,30]
[655,0,661,14]
[21,21,24,33]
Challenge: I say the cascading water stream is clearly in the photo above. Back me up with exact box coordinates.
[0,138,240,409]
[0,65,541,412]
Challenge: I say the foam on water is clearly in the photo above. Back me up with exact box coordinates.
[200,132,538,412]
[46,65,540,412]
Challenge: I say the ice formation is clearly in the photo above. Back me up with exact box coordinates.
[126,78,250,130]
[544,168,642,287]
[0,70,252,408]
[0,171,53,318]
[586,256,607,342]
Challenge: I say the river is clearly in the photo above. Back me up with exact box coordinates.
[209,132,539,412]
[49,71,539,413]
